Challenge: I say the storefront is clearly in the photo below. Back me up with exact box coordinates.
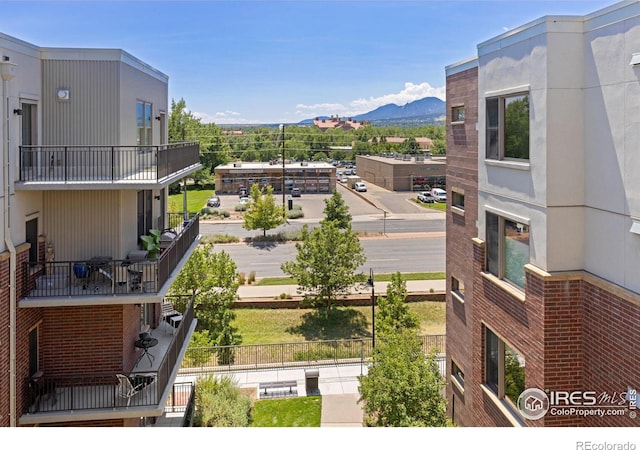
[215,161,336,195]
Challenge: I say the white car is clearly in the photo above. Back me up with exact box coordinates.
[354,182,367,192]
[430,188,447,202]
[340,176,348,183]
[239,196,250,205]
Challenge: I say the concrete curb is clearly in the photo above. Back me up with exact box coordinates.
[233,291,445,308]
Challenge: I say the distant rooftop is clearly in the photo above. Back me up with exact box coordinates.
[357,154,446,165]
[216,161,335,170]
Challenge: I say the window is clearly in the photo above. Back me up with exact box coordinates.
[486,94,529,160]
[451,360,465,390]
[485,328,525,408]
[452,105,465,123]
[451,276,465,302]
[486,212,529,289]
[136,101,152,146]
[25,217,38,263]
[452,191,465,210]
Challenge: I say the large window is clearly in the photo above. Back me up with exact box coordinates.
[486,212,529,289]
[137,101,152,146]
[485,328,525,408]
[486,94,529,160]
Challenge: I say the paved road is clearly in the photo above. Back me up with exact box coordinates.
[215,234,444,278]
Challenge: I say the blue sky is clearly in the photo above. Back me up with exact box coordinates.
[0,0,616,124]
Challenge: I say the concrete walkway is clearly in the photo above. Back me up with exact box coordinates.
[237,279,446,301]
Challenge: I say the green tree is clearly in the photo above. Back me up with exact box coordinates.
[376,272,420,335]
[404,136,421,154]
[358,330,448,427]
[281,221,366,312]
[170,245,241,351]
[242,184,285,237]
[320,189,351,229]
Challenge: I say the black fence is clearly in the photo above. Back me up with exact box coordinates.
[180,334,445,373]
[19,142,199,183]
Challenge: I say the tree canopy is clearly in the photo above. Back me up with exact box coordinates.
[169,244,241,349]
[320,189,352,229]
[242,184,285,236]
[358,272,448,427]
[281,221,366,312]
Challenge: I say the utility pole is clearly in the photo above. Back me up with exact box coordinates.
[280,124,285,219]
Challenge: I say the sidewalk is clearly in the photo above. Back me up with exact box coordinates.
[237,279,446,302]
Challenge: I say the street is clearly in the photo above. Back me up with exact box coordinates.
[200,181,446,277]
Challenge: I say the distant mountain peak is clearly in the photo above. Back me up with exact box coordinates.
[298,96,445,125]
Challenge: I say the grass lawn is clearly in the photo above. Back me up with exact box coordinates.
[168,189,214,214]
[250,396,322,427]
[411,198,447,212]
[256,272,446,286]
[234,301,445,345]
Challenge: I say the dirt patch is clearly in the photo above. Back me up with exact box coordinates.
[240,387,258,403]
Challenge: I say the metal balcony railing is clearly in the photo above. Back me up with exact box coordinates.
[22,213,199,298]
[18,142,200,183]
[180,334,446,373]
[21,296,195,416]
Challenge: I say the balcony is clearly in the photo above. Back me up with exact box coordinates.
[17,142,201,189]
[19,297,196,425]
[20,213,200,306]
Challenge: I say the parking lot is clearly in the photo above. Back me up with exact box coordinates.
[214,181,430,221]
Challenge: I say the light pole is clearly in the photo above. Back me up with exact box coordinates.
[367,268,375,348]
[279,124,285,219]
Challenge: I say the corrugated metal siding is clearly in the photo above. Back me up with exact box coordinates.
[42,191,121,261]
[42,60,119,146]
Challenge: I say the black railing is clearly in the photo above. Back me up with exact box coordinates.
[22,296,195,415]
[180,334,446,373]
[22,214,199,298]
[19,142,199,183]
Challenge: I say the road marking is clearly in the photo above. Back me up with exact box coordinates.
[250,262,281,265]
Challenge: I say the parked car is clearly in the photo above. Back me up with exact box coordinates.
[417,191,435,203]
[291,187,301,197]
[207,196,221,207]
[354,182,367,192]
[340,176,348,183]
[239,196,250,205]
[430,188,447,202]
[238,187,248,198]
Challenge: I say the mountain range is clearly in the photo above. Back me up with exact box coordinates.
[299,96,445,126]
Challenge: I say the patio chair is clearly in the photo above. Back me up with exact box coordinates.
[161,301,182,335]
[116,374,145,407]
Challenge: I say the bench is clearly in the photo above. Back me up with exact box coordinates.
[259,380,297,395]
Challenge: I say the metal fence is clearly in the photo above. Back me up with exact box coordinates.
[180,334,445,374]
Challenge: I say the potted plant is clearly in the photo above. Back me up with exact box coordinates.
[140,229,162,259]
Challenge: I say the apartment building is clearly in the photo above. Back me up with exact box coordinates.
[0,33,201,426]
[445,0,640,427]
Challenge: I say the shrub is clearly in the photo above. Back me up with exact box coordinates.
[200,234,240,245]
[235,204,249,212]
[201,207,216,215]
[286,207,304,219]
[193,375,252,427]
[238,272,246,285]
[248,271,256,284]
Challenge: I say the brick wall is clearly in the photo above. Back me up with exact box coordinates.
[445,65,478,426]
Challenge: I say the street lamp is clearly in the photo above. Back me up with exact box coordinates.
[366,268,376,348]
[279,124,285,219]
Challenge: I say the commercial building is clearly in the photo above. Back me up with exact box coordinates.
[445,0,640,427]
[214,161,336,195]
[0,33,200,426]
[355,154,445,191]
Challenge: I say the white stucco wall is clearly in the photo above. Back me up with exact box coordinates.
[472,1,640,290]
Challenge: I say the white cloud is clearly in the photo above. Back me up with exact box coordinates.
[294,81,445,119]
[194,110,265,125]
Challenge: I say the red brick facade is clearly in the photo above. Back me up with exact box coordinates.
[0,242,145,427]
[445,63,640,427]
[445,65,478,426]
